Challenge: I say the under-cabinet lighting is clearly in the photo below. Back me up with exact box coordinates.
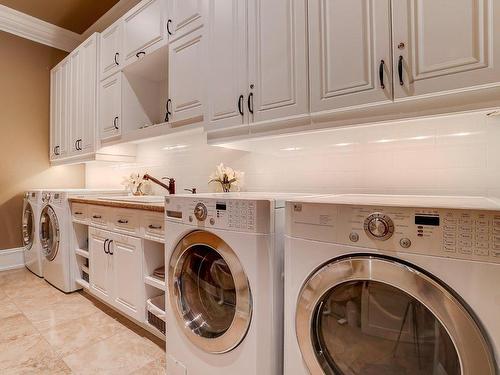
[280,147,303,151]
[162,144,188,151]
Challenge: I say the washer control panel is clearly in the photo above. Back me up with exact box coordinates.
[288,202,500,264]
[166,197,272,233]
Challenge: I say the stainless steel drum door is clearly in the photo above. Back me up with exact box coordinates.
[22,202,35,250]
[39,205,59,262]
[168,230,252,354]
[295,256,496,375]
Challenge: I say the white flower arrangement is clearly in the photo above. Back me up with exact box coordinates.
[121,173,150,195]
[209,163,244,192]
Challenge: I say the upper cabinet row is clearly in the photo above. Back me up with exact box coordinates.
[206,0,500,140]
[51,0,500,162]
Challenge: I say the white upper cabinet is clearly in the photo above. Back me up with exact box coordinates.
[247,0,308,124]
[100,23,123,79]
[99,73,122,141]
[69,49,82,155]
[169,0,204,41]
[79,36,98,154]
[123,0,167,66]
[168,27,205,126]
[392,0,500,99]
[308,0,393,112]
[205,0,248,131]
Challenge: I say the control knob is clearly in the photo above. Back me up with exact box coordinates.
[364,213,394,241]
[194,203,208,221]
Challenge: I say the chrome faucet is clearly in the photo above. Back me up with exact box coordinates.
[143,174,176,195]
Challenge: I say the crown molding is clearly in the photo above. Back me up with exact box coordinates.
[82,0,140,39]
[0,5,83,52]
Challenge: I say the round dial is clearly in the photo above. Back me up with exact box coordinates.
[364,213,394,241]
[194,203,208,221]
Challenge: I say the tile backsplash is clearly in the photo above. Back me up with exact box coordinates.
[86,111,500,198]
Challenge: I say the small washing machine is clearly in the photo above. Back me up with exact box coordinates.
[23,190,44,277]
[164,193,306,375]
[284,194,500,375]
[40,189,124,292]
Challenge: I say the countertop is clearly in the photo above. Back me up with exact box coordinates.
[69,197,165,213]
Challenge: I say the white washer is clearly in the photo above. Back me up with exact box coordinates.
[23,190,44,277]
[285,194,500,375]
[165,193,306,375]
[40,189,124,292]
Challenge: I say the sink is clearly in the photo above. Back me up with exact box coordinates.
[97,196,165,204]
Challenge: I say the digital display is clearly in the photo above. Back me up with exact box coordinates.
[216,203,227,211]
[415,215,440,226]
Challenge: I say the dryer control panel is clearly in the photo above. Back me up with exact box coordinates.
[165,196,272,234]
[287,202,500,264]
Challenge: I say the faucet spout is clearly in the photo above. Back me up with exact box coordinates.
[143,174,176,195]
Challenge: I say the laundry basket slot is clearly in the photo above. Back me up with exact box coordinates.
[147,294,165,334]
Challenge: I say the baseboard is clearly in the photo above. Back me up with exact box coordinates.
[0,247,25,271]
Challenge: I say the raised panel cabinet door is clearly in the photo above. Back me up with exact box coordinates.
[123,0,166,65]
[308,0,392,113]
[247,0,309,124]
[79,34,98,153]
[393,0,500,99]
[168,28,204,126]
[99,73,122,141]
[50,66,61,160]
[58,59,71,158]
[109,234,144,322]
[69,49,83,155]
[100,22,122,79]
[89,229,112,302]
[205,0,248,132]
[170,0,204,41]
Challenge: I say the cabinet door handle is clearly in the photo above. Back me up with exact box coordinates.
[54,146,60,156]
[136,51,146,59]
[92,215,102,219]
[78,139,82,150]
[117,219,128,224]
[74,212,83,215]
[247,93,254,114]
[148,224,162,230]
[238,95,244,116]
[167,19,172,35]
[165,99,172,122]
[108,240,114,255]
[379,60,385,89]
[104,239,109,254]
[398,55,404,86]
[114,52,120,66]
[113,116,119,129]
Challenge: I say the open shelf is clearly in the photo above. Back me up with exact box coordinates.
[144,275,166,291]
[75,248,89,258]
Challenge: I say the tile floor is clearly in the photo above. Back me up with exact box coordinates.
[0,268,166,374]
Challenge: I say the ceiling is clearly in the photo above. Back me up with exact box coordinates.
[0,0,121,34]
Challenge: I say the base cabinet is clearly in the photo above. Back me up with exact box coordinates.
[89,227,144,322]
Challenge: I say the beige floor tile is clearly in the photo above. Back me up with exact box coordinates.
[0,313,39,343]
[0,334,72,374]
[0,300,21,320]
[17,292,98,330]
[40,310,127,358]
[63,329,163,375]
[129,356,167,375]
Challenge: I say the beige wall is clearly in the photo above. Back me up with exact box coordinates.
[0,31,85,250]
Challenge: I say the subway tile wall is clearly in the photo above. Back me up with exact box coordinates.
[86,111,500,198]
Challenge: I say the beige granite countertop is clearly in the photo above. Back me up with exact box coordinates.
[69,197,164,213]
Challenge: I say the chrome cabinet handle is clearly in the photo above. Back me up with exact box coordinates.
[148,224,162,230]
[398,55,404,86]
[379,60,385,89]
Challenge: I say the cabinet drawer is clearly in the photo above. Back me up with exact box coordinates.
[112,209,141,235]
[72,203,88,223]
[141,212,165,242]
[89,206,110,228]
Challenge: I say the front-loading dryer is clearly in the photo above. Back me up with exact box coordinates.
[23,190,44,277]
[284,194,500,375]
[165,193,307,375]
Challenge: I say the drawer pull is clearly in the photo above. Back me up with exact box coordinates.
[148,224,162,230]
[74,212,83,215]
[117,219,129,224]
[92,215,102,219]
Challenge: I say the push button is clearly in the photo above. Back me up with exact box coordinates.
[400,238,411,248]
[349,232,359,243]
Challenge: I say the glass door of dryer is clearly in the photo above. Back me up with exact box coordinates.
[295,256,496,375]
[22,202,35,250]
[39,205,60,261]
[168,230,252,354]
